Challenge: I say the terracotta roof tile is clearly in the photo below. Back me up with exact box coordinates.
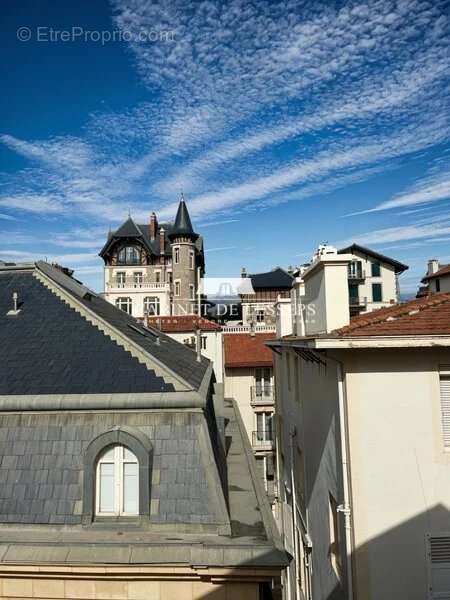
[147,315,221,333]
[335,292,450,337]
[224,333,275,368]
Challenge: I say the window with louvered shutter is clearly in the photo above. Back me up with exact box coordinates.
[427,534,450,599]
[439,376,450,449]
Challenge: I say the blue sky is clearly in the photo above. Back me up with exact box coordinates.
[1,0,449,295]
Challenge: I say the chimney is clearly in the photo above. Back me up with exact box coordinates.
[301,246,352,335]
[159,227,165,255]
[241,267,247,278]
[150,212,158,241]
[428,259,439,275]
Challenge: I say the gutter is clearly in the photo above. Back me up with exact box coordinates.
[267,335,450,350]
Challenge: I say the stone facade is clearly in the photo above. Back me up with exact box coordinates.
[100,200,204,319]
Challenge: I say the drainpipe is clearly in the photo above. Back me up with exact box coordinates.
[336,361,354,600]
[289,425,301,600]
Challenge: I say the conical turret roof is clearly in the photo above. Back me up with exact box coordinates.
[169,199,198,240]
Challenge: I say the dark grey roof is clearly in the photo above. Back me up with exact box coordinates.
[0,271,171,395]
[248,267,294,289]
[0,263,209,394]
[0,411,221,526]
[99,201,201,260]
[338,243,409,273]
[168,200,198,240]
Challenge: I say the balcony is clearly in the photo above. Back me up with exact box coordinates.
[348,267,365,281]
[250,385,275,406]
[252,429,274,451]
[106,278,170,292]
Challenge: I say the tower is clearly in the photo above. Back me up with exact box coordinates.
[169,199,199,315]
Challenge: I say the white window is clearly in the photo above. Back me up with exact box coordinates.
[174,280,180,296]
[144,296,160,316]
[174,247,180,264]
[189,250,195,270]
[255,367,272,398]
[115,297,132,315]
[116,272,126,287]
[189,284,195,300]
[96,446,139,516]
[255,412,273,444]
[118,246,140,265]
[133,272,143,287]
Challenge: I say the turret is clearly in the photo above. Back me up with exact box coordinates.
[169,199,199,315]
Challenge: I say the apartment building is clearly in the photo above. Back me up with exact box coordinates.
[337,243,408,315]
[99,199,204,318]
[268,247,450,600]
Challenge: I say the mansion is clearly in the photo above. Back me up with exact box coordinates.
[99,198,204,318]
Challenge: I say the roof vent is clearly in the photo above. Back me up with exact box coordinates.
[7,292,21,316]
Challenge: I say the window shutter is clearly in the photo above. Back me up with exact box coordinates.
[439,377,450,449]
[427,534,450,599]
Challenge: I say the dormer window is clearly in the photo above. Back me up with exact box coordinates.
[117,246,140,265]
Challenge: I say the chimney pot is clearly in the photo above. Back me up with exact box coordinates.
[241,267,247,278]
[159,227,165,254]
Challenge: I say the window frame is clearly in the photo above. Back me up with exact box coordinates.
[117,246,141,266]
[144,296,160,316]
[189,250,195,270]
[82,428,153,525]
[371,261,381,277]
[372,282,383,302]
[115,296,133,314]
[96,445,139,517]
[174,280,181,297]
[174,246,180,264]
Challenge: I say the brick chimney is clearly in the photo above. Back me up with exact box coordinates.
[149,212,158,241]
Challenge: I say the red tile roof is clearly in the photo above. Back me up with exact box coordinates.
[224,333,275,368]
[335,293,450,337]
[147,315,221,333]
[422,264,450,281]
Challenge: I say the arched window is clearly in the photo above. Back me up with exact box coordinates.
[117,246,140,265]
[115,297,132,314]
[144,296,160,316]
[96,445,139,516]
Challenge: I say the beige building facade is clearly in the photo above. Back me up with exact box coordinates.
[269,245,450,600]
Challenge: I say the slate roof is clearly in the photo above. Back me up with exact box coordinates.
[247,267,294,290]
[168,199,198,240]
[334,292,450,337]
[99,201,202,259]
[0,262,209,394]
[224,333,275,368]
[147,315,222,332]
[0,399,288,568]
[338,243,409,273]
[0,411,220,526]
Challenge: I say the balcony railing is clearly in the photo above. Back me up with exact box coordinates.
[222,324,276,333]
[250,385,275,405]
[252,430,274,449]
[349,296,367,307]
[348,269,365,280]
[106,279,170,292]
